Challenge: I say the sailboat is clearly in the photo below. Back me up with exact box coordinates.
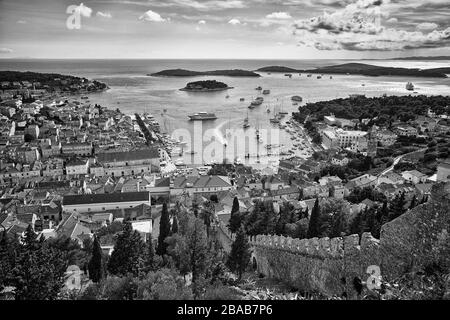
[270,106,280,123]
[226,115,232,137]
[278,99,288,115]
[243,111,250,129]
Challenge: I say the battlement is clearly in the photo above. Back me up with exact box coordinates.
[250,232,378,259]
[430,181,450,205]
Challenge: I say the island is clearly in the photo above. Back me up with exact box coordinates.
[256,63,449,78]
[0,70,109,93]
[180,80,233,92]
[150,68,260,77]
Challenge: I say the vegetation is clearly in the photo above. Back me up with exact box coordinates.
[181,80,231,91]
[293,95,450,126]
[151,68,260,77]
[257,63,449,78]
[227,226,251,280]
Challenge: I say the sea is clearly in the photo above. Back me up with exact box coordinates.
[1,58,449,168]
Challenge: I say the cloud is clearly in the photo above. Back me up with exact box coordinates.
[96,11,112,18]
[16,20,27,24]
[266,12,292,20]
[416,22,438,30]
[293,0,450,51]
[228,18,241,25]
[198,20,206,24]
[139,10,166,22]
[75,3,92,18]
[131,0,246,11]
[0,48,13,54]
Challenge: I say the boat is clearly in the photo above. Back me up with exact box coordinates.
[226,95,230,98]
[250,99,263,106]
[307,74,312,77]
[255,86,262,90]
[330,76,333,79]
[262,89,270,95]
[256,96,264,101]
[248,105,256,109]
[406,82,414,91]
[269,117,280,124]
[188,112,217,121]
[291,95,303,102]
[185,150,197,155]
[243,112,250,129]
[175,159,185,166]
[240,98,245,101]
[234,157,243,165]
[266,108,270,113]
[317,75,322,79]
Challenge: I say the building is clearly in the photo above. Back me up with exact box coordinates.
[436,162,450,182]
[322,128,368,150]
[171,175,233,196]
[394,125,418,137]
[97,148,160,177]
[62,191,151,214]
[61,142,92,156]
[376,130,398,147]
[401,170,428,184]
[66,159,89,176]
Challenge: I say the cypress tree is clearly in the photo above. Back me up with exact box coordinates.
[307,198,320,238]
[409,195,417,210]
[226,225,251,281]
[157,202,171,256]
[146,233,155,272]
[172,215,179,234]
[350,211,362,235]
[228,197,242,233]
[88,235,103,283]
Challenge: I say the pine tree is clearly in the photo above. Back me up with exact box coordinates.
[88,235,103,283]
[228,197,242,233]
[107,222,145,276]
[227,225,251,280]
[307,198,320,238]
[157,202,171,256]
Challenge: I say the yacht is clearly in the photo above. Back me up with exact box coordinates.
[262,89,270,95]
[406,82,414,91]
[250,98,263,106]
[255,86,262,90]
[188,112,217,121]
[240,98,245,101]
[317,75,322,79]
[307,74,312,77]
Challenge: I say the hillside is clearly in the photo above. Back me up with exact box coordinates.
[256,63,449,78]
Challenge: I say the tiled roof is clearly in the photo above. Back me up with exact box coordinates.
[97,148,159,163]
[63,191,150,206]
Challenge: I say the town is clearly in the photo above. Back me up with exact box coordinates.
[0,72,449,300]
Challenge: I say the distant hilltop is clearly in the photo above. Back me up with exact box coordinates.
[256,63,449,78]
[180,80,233,92]
[391,56,450,60]
[150,68,261,77]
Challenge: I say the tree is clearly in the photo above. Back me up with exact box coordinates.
[107,222,145,277]
[227,226,251,281]
[409,195,417,210]
[145,233,156,272]
[157,202,171,256]
[307,198,321,238]
[228,197,242,233]
[389,192,407,221]
[350,211,362,236]
[10,226,68,300]
[88,236,103,283]
[171,215,179,234]
[0,231,15,291]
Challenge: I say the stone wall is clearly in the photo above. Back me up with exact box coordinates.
[250,232,380,298]
[250,182,450,299]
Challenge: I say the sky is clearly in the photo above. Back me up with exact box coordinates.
[0,0,449,59]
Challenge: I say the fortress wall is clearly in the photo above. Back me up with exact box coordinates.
[250,182,450,298]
